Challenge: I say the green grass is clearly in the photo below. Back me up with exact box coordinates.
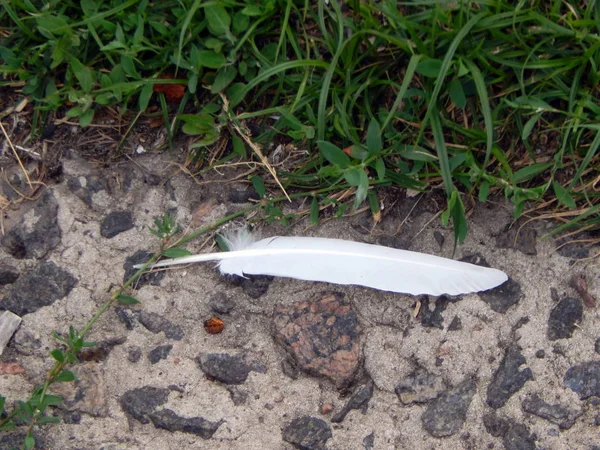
[1,0,599,242]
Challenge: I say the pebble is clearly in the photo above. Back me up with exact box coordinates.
[418,295,460,329]
[78,336,126,362]
[148,408,223,439]
[127,346,142,363]
[1,189,61,259]
[100,211,134,238]
[282,416,332,450]
[67,175,106,207]
[331,379,374,423]
[120,386,171,424]
[564,360,600,399]
[521,393,582,429]
[496,222,537,255]
[0,262,19,285]
[421,377,476,437]
[196,352,265,385]
[122,250,165,289]
[271,292,361,389]
[478,278,523,314]
[137,311,184,340]
[148,344,172,364]
[483,414,537,450]
[120,386,223,438]
[547,297,583,340]
[486,346,533,409]
[0,261,77,316]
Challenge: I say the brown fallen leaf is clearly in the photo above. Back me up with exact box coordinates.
[153,74,186,103]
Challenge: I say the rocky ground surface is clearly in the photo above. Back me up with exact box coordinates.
[0,151,599,450]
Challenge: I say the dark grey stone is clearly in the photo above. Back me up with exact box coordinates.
[115,308,137,330]
[486,346,533,409]
[332,380,374,423]
[120,386,170,424]
[66,177,82,191]
[149,345,173,364]
[547,297,583,341]
[209,292,235,314]
[282,416,332,450]
[224,274,274,298]
[459,253,489,267]
[148,408,223,439]
[434,231,445,248]
[196,352,265,385]
[448,315,462,331]
[363,432,375,450]
[522,393,582,429]
[0,431,45,450]
[483,413,537,449]
[1,261,77,316]
[120,386,222,438]
[395,367,446,405]
[555,236,589,259]
[0,262,19,285]
[78,336,126,362]
[421,377,477,437]
[65,412,81,424]
[595,338,600,355]
[128,346,142,363]
[123,250,166,289]
[503,423,537,450]
[564,360,600,399]
[138,311,184,340]
[478,278,522,313]
[552,343,567,357]
[229,186,259,203]
[419,295,461,329]
[482,413,510,437]
[377,235,411,250]
[67,175,106,207]
[535,350,545,359]
[1,190,61,259]
[2,173,25,201]
[100,211,134,238]
[496,223,537,255]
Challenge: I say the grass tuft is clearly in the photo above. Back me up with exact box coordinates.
[1,0,599,240]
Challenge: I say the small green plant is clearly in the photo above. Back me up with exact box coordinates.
[148,212,182,241]
[0,212,193,449]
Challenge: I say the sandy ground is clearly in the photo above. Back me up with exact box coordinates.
[0,152,598,450]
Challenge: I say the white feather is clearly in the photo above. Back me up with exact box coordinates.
[137,233,507,296]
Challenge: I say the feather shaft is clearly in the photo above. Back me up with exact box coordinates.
[137,236,507,296]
